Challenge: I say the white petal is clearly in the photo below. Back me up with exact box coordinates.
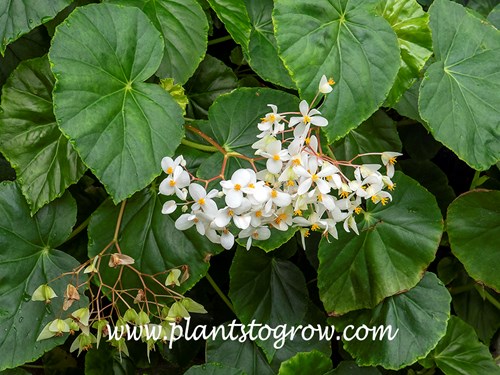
[175,214,195,230]
[299,100,309,116]
[274,191,292,207]
[267,158,283,174]
[233,215,251,229]
[232,169,252,185]
[257,226,271,240]
[297,178,313,195]
[221,231,235,250]
[225,189,243,208]
[311,116,328,127]
[176,170,191,188]
[189,183,206,201]
[161,201,177,214]
[316,179,331,194]
[159,179,174,195]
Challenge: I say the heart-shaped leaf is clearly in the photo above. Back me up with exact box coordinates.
[0,181,85,371]
[0,55,86,214]
[50,3,184,203]
[278,351,332,375]
[447,190,500,291]
[419,0,500,170]
[330,273,450,369]
[420,316,500,375]
[318,172,443,315]
[105,0,208,84]
[273,0,400,141]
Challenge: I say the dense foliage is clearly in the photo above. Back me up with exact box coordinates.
[0,0,499,374]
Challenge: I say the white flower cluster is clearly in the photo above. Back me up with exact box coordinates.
[159,76,401,250]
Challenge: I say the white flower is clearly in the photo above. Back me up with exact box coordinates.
[381,152,402,178]
[264,188,292,212]
[294,162,335,195]
[161,200,177,214]
[159,166,190,199]
[189,183,218,212]
[161,155,185,175]
[319,75,335,94]
[343,214,359,235]
[289,100,328,132]
[258,104,283,132]
[220,169,255,208]
[220,228,235,250]
[270,207,293,231]
[239,226,271,250]
[260,140,290,174]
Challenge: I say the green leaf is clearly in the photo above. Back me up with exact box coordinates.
[488,4,500,29]
[237,227,298,253]
[0,27,48,89]
[0,0,71,54]
[0,181,85,371]
[421,316,500,375]
[245,0,295,88]
[229,247,308,327]
[273,0,400,141]
[419,0,500,170]
[447,190,500,291]
[378,0,433,105]
[331,273,450,369]
[87,187,221,295]
[207,87,299,156]
[332,110,402,164]
[50,3,184,203]
[104,0,208,84]
[397,122,442,160]
[392,79,424,123]
[278,351,332,375]
[318,172,443,315]
[399,160,455,213]
[185,55,238,119]
[0,55,86,214]
[465,0,499,17]
[206,0,251,48]
[329,361,382,374]
[206,324,275,375]
[184,363,245,375]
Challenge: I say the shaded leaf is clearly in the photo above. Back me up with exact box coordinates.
[0,55,86,213]
[184,363,245,375]
[447,190,500,291]
[278,351,332,375]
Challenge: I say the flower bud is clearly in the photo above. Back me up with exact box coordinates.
[32,284,57,304]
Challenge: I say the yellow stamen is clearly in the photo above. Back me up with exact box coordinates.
[274,213,287,224]
[287,180,295,187]
[380,197,389,206]
[304,115,311,124]
[273,154,281,161]
[268,114,276,122]
[317,194,323,202]
[166,167,173,174]
[169,180,176,187]
[255,210,262,218]
[354,206,362,214]
[311,223,320,231]
[311,174,318,182]
[271,190,278,198]
[305,137,311,145]
[248,183,255,188]
[292,158,301,166]
[228,210,234,217]
[371,196,377,203]
[389,157,397,165]
[339,191,349,198]
[234,184,241,191]
[328,78,335,85]
[294,209,302,216]
[252,232,259,239]
[198,198,205,205]
[388,183,396,191]
[303,229,310,237]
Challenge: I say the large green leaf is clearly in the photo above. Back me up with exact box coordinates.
[0,181,84,371]
[447,190,500,291]
[105,0,207,84]
[229,247,308,328]
[0,55,86,214]
[50,3,184,203]
[392,79,424,123]
[206,324,275,375]
[329,361,382,374]
[206,0,252,48]
[87,186,221,295]
[273,0,400,141]
[419,0,500,170]
[0,0,71,55]
[278,351,332,375]
[420,316,500,375]
[184,363,245,375]
[318,172,443,315]
[488,4,500,28]
[464,0,499,17]
[378,0,433,105]
[332,110,402,164]
[185,55,238,119]
[331,273,450,369]
[207,87,299,156]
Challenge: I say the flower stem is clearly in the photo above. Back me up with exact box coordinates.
[181,138,219,152]
[67,215,92,241]
[208,35,232,45]
[205,272,236,315]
